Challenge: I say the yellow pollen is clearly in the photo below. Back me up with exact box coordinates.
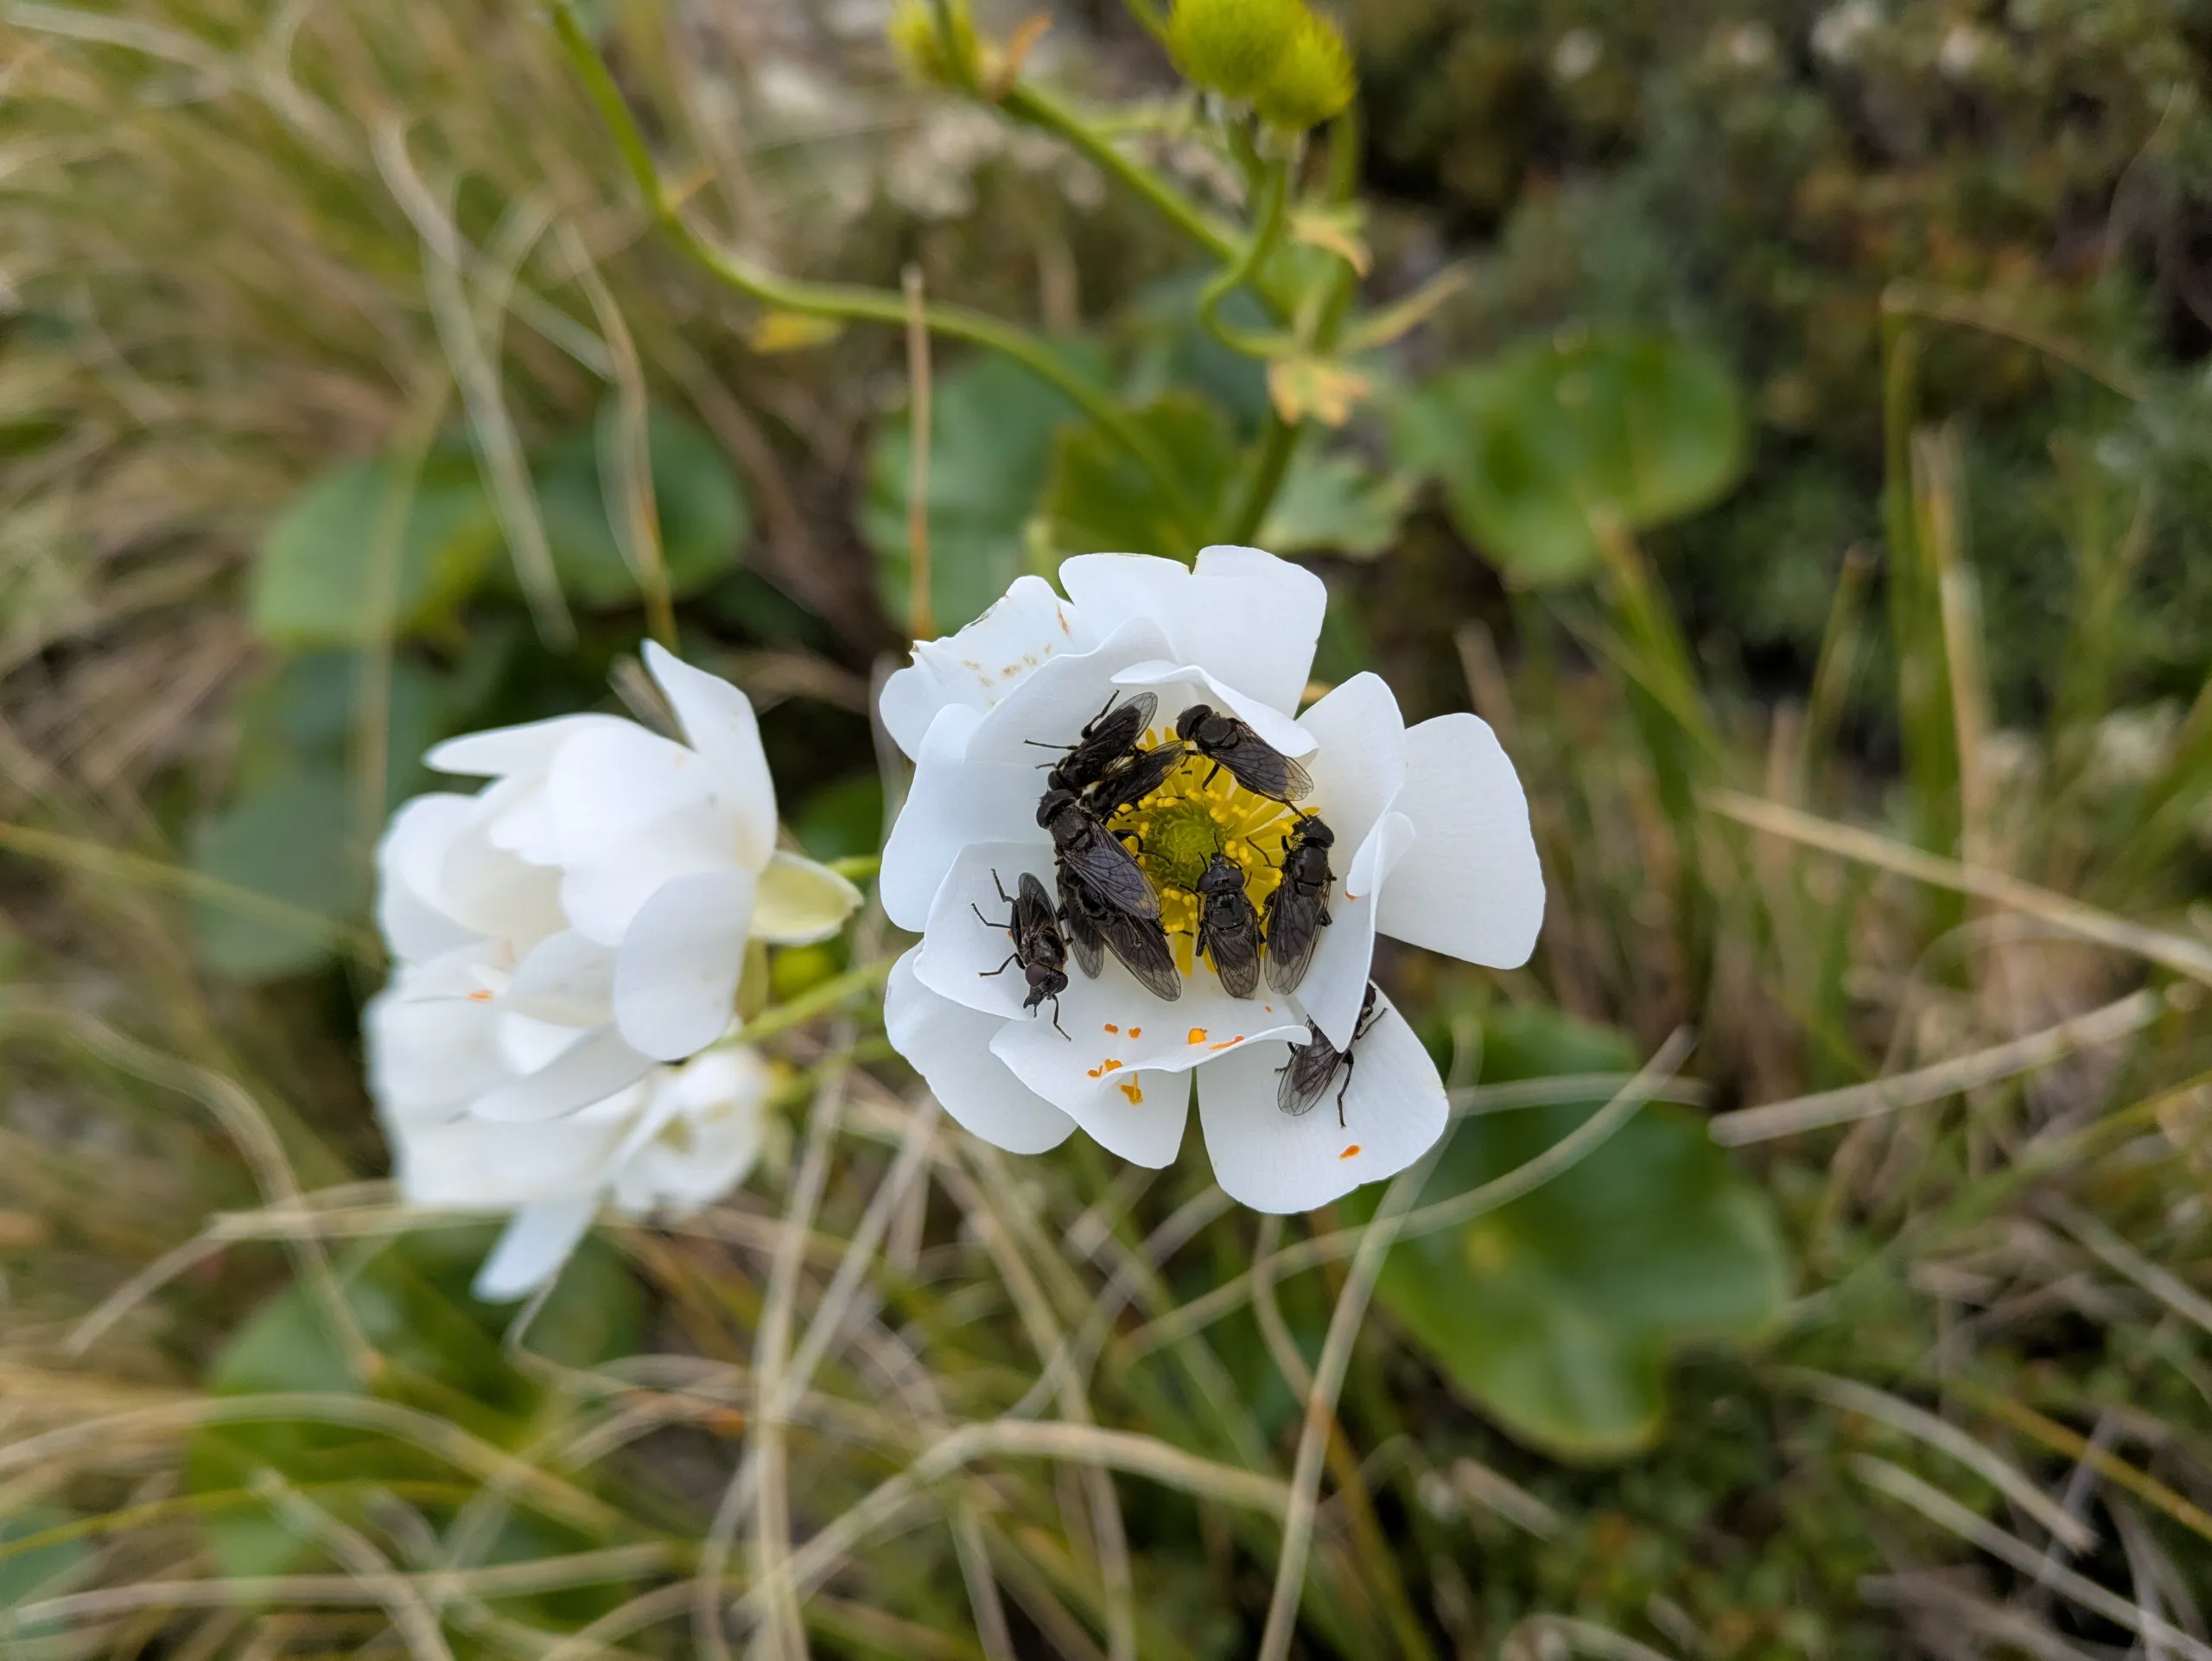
[1109,736,1300,979]
[1119,1079,1144,1104]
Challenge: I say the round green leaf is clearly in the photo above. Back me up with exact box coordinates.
[1388,332,1747,584]
[188,762,363,982]
[1040,391,1239,564]
[251,451,499,647]
[1370,1007,1790,1461]
[531,404,753,608]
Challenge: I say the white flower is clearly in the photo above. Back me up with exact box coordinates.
[378,1030,773,1301]
[876,547,1545,1212]
[371,641,861,1123]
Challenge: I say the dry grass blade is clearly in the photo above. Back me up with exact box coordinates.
[1705,789,2212,983]
[1853,1455,2212,1661]
[1711,988,2171,1144]
[1786,1370,2095,1553]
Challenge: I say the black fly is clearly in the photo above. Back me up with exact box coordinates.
[1082,737,1188,820]
[1261,811,1334,995]
[1039,788,1180,1001]
[1192,854,1262,998]
[973,870,1071,1039]
[1035,691,1157,795]
[1276,982,1382,1124]
[1175,703,1313,803]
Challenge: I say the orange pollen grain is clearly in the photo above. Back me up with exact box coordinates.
[1100,1059,1123,1073]
[1208,1035,1245,1051]
[1118,1079,1144,1104]
[467,990,493,1002]
[1085,1066,1102,1079]
[1187,1027,1208,1045]
[1128,1026,1141,1038]
[1339,1144,1362,1160]
[1103,1022,1119,1034]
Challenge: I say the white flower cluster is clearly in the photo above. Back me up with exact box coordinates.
[366,550,1547,1282]
[366,644,859,1300]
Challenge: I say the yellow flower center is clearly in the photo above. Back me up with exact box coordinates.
[1105,734,1300,978]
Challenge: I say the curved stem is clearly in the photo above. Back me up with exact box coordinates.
[999,82,1280,315]
[1225,413,1300,544]
[1197,155,1291,358]
[550,1,1188,509]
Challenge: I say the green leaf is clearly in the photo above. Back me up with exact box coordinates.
[1369,1006,1789,1461]
[0,1505,92,1635]
[1388,331,1747,584]
[531,404,753,608]
[188,762,363,982]
[251,451,500,647]
[187,1231,641,1585]
[1259,449,1414,557]
[1041,391,1238,563]
[862,347,1104,633]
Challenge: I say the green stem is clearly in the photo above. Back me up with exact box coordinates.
[999,82,1264,307]
[731,956,896,1048]
[550,1,1187,510]
[1226,415,1300,544]
[1198,156,1292,360]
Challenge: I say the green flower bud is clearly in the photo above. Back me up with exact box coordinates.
[889,0,981,88]
[1166,0,1306,99]
[1253,10,1355,130]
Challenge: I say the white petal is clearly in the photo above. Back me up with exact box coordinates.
[612,868,758,1061]
[879,705,1046,932]
[392,1111,632,1207]
[473,1195,600,1301]
[886,951,1076,1154]
[915,842,1065,1021]
[503,930,617,1028]
[608,1048,772,1213]
[1296,673,1408,852]
[1059,546,1325,716]
[428,715,626,780]
[1297,810,1414,1050]
[989,958,1306,1121]
[365,981,508,1125]
[1196,991,1446,1213]
[545,722,720,868]
[435,811,566,949]
[558,802,739,946]
[1375,715,1546,970]
[481,773,563,866]
[880,575,1093,760]
[750,851,863,945]
[376,793,482,961]
[472,1026,658,1123]
[643,643,778,869]
[1109,662,1313,760]
[1062,1069,1192,1167]
[958,617,1176,770]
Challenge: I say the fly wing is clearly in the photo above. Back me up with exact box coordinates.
[1275,1036,1343,1116]
[1064,824,1161,920]
[1057,868,1106,978]
[1211,720,1314,803]
[1262,883,1324,995]
[1014,873,1066,965]
[1200,896,1262,998]
[1058,692,1157,788]
[1087,740,1185,819]
[1097,907,1182,1002]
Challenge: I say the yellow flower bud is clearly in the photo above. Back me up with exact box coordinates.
[888,0,981,87]
[1166,0,1306,99]
[1253,10,1355,130]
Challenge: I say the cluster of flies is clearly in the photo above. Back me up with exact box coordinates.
[976,692,1380,1123]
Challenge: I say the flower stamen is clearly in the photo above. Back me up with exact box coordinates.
[1107,733,1298,978]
